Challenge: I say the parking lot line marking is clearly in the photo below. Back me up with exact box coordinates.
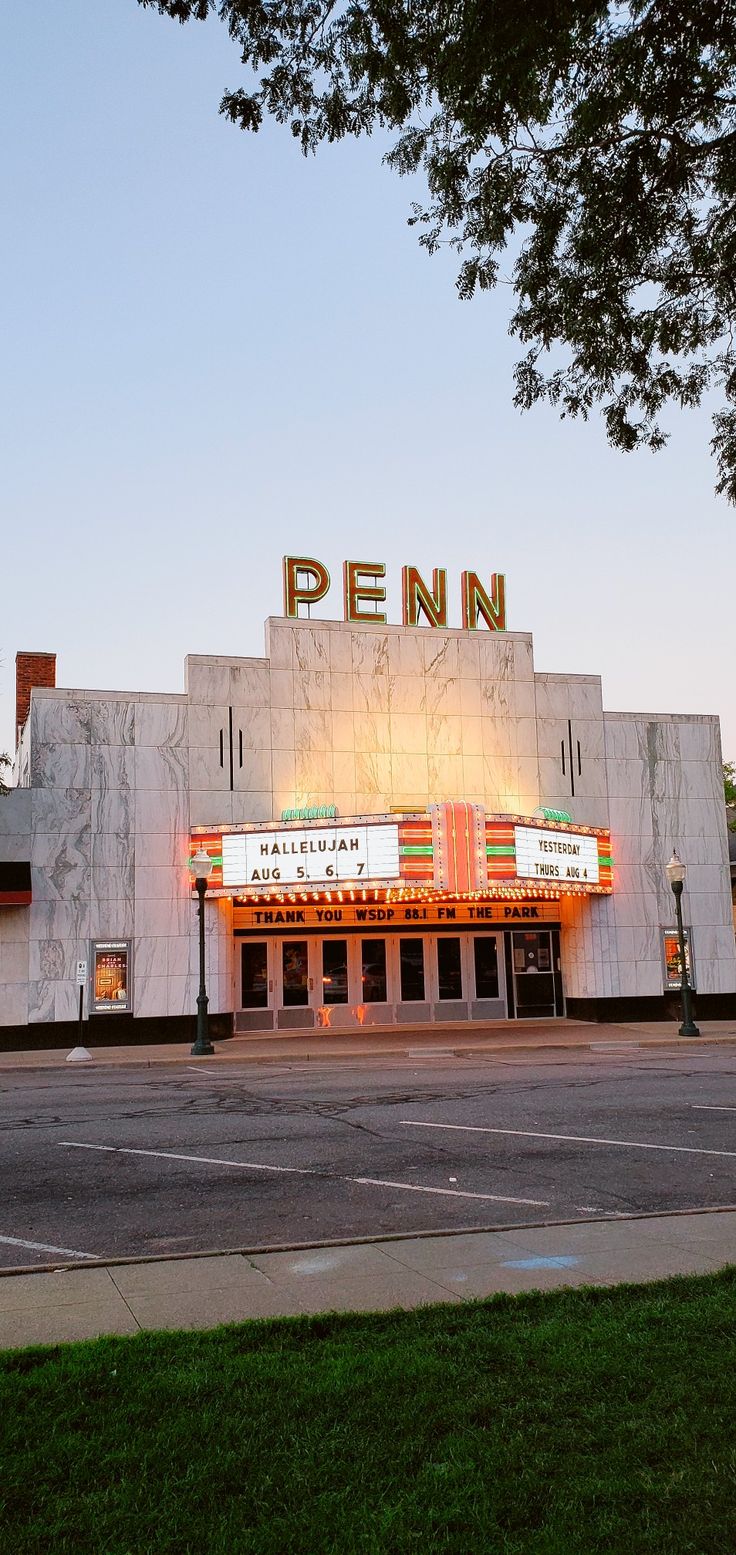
[348,1177,549,1207]
[0,1234,99,1260]
[184,1072,262,1083]
[58,1143,548,1208]
[590,1042,640,1050]
[399,1121,736,1160]
[691,1105,736,1112]
[407,1049,455,1058]
[59,1142,318,1176]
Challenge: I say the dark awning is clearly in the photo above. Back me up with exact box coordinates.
[0,861,31,905]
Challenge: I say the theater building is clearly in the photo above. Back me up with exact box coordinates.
[1,565,735,1042]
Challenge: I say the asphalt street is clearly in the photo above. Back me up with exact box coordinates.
[2,1044,736,1269]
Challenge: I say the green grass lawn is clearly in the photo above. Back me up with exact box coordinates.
[2,1271,736,1554]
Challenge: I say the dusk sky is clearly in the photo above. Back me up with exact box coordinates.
[2,2,734,763]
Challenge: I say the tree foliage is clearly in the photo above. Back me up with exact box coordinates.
[139,1,736,497]
[725,760,736,822]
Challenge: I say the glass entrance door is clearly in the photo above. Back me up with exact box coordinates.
[273,938,358,1028]
[321,939,350,1007]
[436,937,464,1001]
[430,933,507,1018]
[274,939,322,1027]
[280,940,311,1007]
[360,938,389,1006]
[472,936,500,1000]
[512,930,556,1018]
[397,937,429,1016]
[469,934,506,1017]
[241,941,269,1010]
[237,939,274,1031]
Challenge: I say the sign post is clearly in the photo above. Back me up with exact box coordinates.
[75,959,87,1046]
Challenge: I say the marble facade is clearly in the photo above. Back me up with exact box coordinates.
[1,616,734,1032]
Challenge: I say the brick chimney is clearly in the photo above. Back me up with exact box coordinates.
[16,651,56,742]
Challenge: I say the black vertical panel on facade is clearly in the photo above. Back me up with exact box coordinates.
[552,927,564,1015]
[503,931,516,1019]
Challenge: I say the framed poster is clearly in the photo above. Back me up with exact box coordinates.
[662,927,695,991]
[91,940,132,1013]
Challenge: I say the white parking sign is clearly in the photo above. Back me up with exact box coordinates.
[76,960,88,986]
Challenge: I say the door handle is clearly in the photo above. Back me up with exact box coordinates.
[308,977,314,991]
[268,979,273,992]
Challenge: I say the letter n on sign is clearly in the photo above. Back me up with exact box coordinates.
[461,572,506,631]
[402,566,448,628]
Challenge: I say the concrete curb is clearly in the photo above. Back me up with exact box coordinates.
[2,1202,736,1280]
[2,1033,736,1074]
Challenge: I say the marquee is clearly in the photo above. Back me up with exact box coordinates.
[191,805,613,902]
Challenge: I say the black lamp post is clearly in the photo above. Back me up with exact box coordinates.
[189,847,215,1056]
[665,851,700,1037]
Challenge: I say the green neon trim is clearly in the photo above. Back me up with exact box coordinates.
[487,845,516,856]
[281,804,337,822]
[400,845,434,856]
[599,855,613,866]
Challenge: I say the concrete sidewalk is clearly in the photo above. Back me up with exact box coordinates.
[1,1208,735,1350]
[1,1018,736,1072]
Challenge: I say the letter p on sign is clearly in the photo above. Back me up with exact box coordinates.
[283,556,331,617]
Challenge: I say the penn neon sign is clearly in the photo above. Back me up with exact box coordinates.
[283,557,506,631]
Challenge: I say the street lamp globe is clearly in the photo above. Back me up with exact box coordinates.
[190,847,214,882]
[665,852,686,888]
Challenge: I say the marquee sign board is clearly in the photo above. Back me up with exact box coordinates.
[221,822,401,889]
[233,900,561,932]
[192,811,612,898]
[514,825,600,885]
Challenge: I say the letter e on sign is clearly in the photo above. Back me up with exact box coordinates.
[343,561,387,624]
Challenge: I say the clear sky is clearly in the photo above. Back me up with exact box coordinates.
[2,1,734,765]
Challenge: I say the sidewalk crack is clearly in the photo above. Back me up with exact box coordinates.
[376,1246,468,1301]
[106,1267,143,1329]
[242,1254,277,1286]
